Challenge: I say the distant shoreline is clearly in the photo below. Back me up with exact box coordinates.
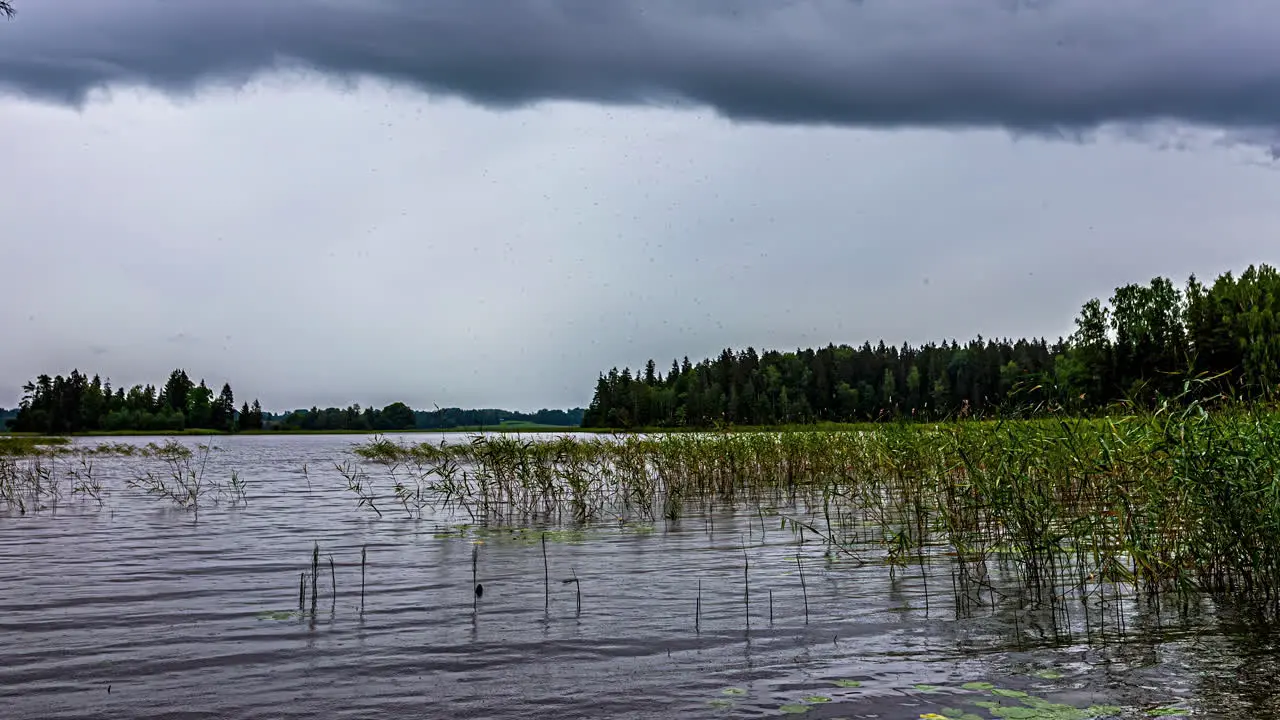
[1,418,1041,439]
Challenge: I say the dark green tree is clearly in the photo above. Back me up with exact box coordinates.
[186,381,213,429]
[212,383,236,431]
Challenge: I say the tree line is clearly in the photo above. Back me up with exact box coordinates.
[6,369,265,434]
[4,367,587,434]
[273,405,585,431]
[415,407,584,429]
[582,264,1280,428]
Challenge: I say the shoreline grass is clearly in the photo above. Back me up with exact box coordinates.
[333,395,1280,617]
[11,397,1280,622]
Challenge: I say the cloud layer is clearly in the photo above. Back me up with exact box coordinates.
[3,0,1279,143]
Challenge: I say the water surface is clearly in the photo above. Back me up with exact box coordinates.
[0,434,1272,719]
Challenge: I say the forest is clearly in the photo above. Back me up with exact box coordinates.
[5,369,266,434]
[272,405,583,431]
[582,264,1280,428]
[3,368,586,434]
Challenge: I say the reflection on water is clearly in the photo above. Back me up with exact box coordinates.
[0,433,1275,719]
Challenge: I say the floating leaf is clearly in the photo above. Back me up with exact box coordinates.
[1146,708,1187,717]
[833,679,862,688]
[779,704,810,714]
[992,688,1030,698]
[915,684,945,693]
[973,701,1001,709]
[708,699,734,709]
[721,688,747,696]
[255,610,295,621]
[962,682,995,691]
[1033,670,1064,680]
[989,708,1039,719]
[804,696,832,703]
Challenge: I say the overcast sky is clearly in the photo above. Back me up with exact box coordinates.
[1,1,1277,411]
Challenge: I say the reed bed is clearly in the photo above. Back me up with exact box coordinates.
[0,438,245,514]
[340,401,1280,616]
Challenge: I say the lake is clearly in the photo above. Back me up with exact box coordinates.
[0,433,1271,719]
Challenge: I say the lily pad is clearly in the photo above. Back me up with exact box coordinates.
[722,687,747,696]
[832,679,862,688]
[962,682,995,691]
[708,699,734,709]
[779,704,810,714]
[992,688,1030,699]
[804,696,832,703]
[1033,670,1064,680]
[915,684,945,693]
[255,610,295,621]
[990,708,1039,719]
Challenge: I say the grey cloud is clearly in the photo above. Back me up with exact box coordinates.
[3,0,1280,145]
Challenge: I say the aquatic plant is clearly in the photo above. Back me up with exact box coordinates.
[124,440,245,513]
[0,454,55,513]
[0,436,70,456]
[333,396,1280,621]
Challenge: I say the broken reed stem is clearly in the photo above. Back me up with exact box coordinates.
[769,588,774,624]
[360,545,367,615]
[311,542,319,615]
[542,532,550,612]
[299,571,306,610]
[797,552,809,624]
[472,544,479,611]
[696,578,702,634]
[573,568,581,614]
[742,535,750,631]
[328,554,336,609]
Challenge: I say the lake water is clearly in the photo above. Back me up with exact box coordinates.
[0,433,1274,719]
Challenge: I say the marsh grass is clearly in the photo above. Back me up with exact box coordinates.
[0,438,255,515]
[339,396,1280,619]
[0,436,70,456]
[1,447,116,512]
[124,440,247,513]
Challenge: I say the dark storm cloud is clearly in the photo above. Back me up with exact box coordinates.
[2,0,1279,138]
